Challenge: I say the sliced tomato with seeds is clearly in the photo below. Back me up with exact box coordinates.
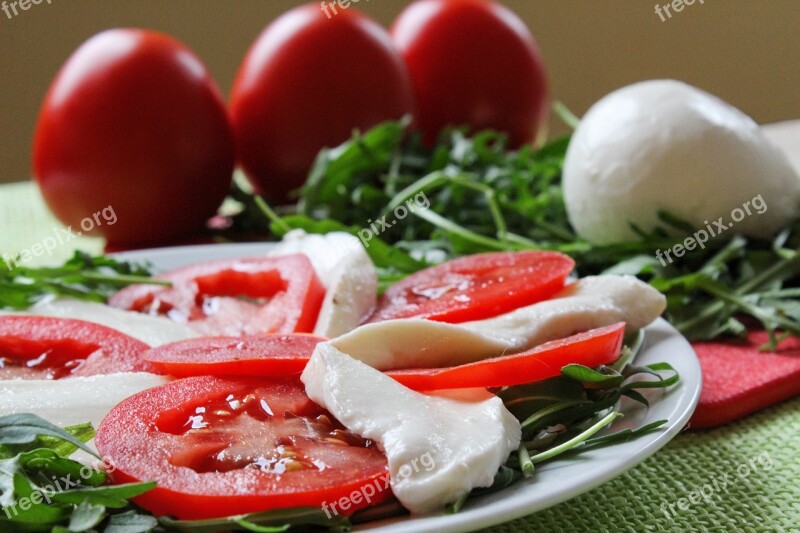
[143,334,325,378]
[109,255,325,336]
[366,251,574,323]
[95,376,390,520]
[387,322,625,390]
[0,316,151,380]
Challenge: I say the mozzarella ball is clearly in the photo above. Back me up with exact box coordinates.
[563,79,800,244]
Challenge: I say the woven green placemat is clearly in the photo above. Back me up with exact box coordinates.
[1,181,798,532]
[487,397,800,532]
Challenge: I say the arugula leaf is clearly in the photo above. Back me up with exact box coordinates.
[0,416,156,533]
[0,251,166,311]
[66,501,105,531]
[36,424,95,460]
[0,414,98,459]
[578,420,668,449]
[499,359,680,482]
[498,377,586,420]
[233,520,290,532]
[104,510,159,533]
[232,119,800,347]
[49,482,156,508]
[0,423,94,461]
[18,448,106,487]
[560,365,624,389]
[300,119,410,216]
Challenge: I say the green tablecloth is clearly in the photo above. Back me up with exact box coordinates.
[2,181,798,532]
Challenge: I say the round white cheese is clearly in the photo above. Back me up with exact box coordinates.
[563,79,800,244]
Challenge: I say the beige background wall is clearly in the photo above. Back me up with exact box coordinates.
[1,0,798,184]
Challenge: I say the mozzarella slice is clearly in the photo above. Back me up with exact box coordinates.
[330,275,664,370]
[461,275,666,349]
[268,230,377,337]
[331,319,514,370]
[302,342,521,514]
[0,372,169,428]
[3,298,198,346]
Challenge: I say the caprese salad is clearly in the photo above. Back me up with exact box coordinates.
[0,230,679,531]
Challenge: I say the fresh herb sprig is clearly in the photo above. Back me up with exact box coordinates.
[238,119,800,345]
[0,416,350,532]
[0,414,156,532]
[498,336,679,476]
[0,251,168,310]
[421,334,680,515]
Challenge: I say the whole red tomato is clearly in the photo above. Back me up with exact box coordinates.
[33,29,234,246]
[391,0,549,147]
[230,3,414,203]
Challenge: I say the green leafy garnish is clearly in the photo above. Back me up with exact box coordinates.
[0,251,168,310]
[0,414,155,532]
[505,359,679,447]
[437,338,679,515]
[230,119,800,346]
[0,414,98,459]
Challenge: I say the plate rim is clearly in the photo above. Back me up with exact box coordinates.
[113,241,702,533]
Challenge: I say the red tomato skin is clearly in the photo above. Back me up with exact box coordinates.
[143,334,325,378]
[367,251,575,324]
[391,0,549,147]
[96,376,390,519]
[109,255,325,336]
[230,3,415,202]
[0,316,151,379]
[388,322,625,390]
[33,29,235,246]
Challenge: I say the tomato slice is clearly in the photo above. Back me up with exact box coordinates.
[143,334,325,378]
[95,376,390,520]
[366,251,574,323]
[386,322,625,391]
[0,316,151,380]
[109,255,325,336]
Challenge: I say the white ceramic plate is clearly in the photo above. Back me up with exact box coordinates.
[116,243,703,533]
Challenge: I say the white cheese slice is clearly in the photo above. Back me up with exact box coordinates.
[331,319,514,370]
[0,372,169,428]
[330,274,665,370]
[301,342,521,514]
[268,230,377,337]
[460,275,666,349]
[3,299,198,346]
